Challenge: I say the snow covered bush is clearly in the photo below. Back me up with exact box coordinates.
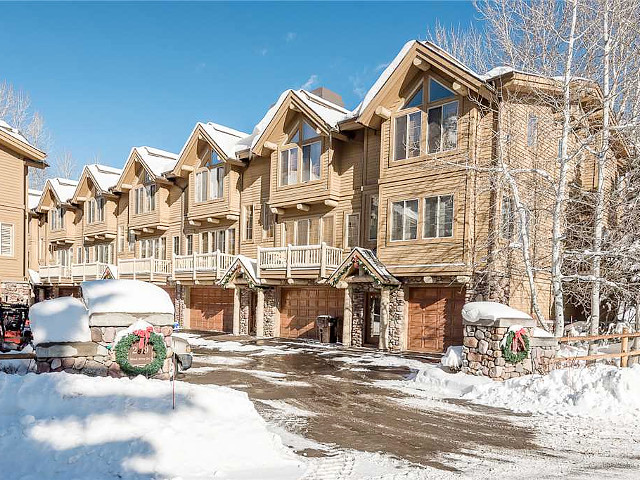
[29,297,91,345]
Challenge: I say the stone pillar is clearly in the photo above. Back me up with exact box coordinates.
[342,287,353,347]
[379,287,390,350]
[239,287,251,335]
[256,288,265,337]
[263,287,277,337]
[350,287,366,347]
[387,286,406,352]
[232,286,241,335]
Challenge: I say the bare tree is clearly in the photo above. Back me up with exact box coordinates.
[53,150,77,179]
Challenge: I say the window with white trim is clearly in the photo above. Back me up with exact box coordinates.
[394,87,423,160]
[391,200,418,241]
[87,197,105,224]
[127,230,135,252]
[195,150,225,202]
[423,195,454,238]
[262,202,274,238]
[427,101,458,153]
[134,182,156,214]
[84,246,91,264]
[527,114,538,147]
[186,234,193,255]
[173,236,180,256]
[50,207,64,230]
[244,204,254,241]
[118,226,125,252]
[280,120,321,185]
[0,223,14,256]
[501,195,515,239]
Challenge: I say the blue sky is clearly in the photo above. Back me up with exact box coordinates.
[0,1,478,172]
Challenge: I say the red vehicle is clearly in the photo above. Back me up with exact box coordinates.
[0,303,32,352]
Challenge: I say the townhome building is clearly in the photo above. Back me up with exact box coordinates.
[29,40,616,354]
[0,121,47,304]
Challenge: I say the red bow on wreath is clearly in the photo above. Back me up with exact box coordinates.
[512,328,527,353]
[133,326,154,353]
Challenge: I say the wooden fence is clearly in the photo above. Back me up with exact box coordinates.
[553,328,640,367]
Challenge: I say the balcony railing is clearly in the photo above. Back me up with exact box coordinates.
[257,243,343,278]
[117,258,171,281]
[39,264,72,283]
[173,251,236,280]
[71,262,114,281]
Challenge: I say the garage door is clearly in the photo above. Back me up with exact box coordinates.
[408,287,465,353]
[161,286,176,303]
[280,287,344,339]
[189,286,234,332]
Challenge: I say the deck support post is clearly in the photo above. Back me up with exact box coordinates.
[342,286,353,347]
[232,286,241,335]
[379,287,390,350]
[256,288,265,337]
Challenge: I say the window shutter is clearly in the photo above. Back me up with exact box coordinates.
[1,223,12,256]
[309,218,320,244]
[321,216,334,246]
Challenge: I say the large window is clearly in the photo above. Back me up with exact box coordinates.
[280,120,321,186]
[186,234,193,255]
[134,184,156,214]
[283,217,324,246]
[139,237,165,259]
[0,223,13,256]
[50,207,64,230]
[262,202,274,239]
[195,151,225,203]
[198,229,235,254]
[423,195,454,238]
[94,243,114,264]
[391,200,418,241]
[368,196,378,241]
[173,236,180,256]
[86,197,105,224]
[393,78,459,159]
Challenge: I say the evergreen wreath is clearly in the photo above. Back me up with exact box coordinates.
[114,328,167,376]
[501,328,530,364]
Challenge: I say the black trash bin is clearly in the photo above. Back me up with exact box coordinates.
[316,315,340,343]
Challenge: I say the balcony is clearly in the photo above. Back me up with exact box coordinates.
[117,258,171,282]
[39,265,72,284]
[71,262,115,282]
[173,251,236,281]
[257,243,343,279]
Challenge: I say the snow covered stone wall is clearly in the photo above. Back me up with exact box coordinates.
[461,303,558,381]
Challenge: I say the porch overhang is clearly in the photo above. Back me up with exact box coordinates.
[327,248,400,288]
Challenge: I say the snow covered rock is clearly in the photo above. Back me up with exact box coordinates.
[441,346,463,370]
[29,297,91,345]
[462,302,532,324]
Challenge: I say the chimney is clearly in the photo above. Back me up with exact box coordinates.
[310,87,344,108]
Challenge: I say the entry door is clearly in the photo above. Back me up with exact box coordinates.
[365,293,381,345]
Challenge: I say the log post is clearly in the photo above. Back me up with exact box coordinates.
[621,327,629,368]
[232,286,241,335]
[342,286,353,347]
[379,287,390,350]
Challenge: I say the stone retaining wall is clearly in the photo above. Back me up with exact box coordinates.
[36,326,174,380]
[462,317,558,380]
[0,281,32,305]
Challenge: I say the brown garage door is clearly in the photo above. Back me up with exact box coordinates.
[189,286,234,332]
[161,286,175,303]
[408,287,465,353]
[280,287,343,339]
[58,286,81,298]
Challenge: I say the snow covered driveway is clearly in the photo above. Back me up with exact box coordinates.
[180,333,640,479]
[0,371,303,479]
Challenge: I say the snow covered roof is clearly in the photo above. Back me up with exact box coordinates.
[246,89,351,151]
[219,255,260,287]
[81,280,174,316]
[47,177,79,203]
[29,297,91,345]
[0,119,46,162]
[200,122,250,159]
[28,189,42,210]
[85,164,122,192]
[133,146,179,177]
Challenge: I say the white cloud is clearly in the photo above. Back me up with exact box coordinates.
[301,74,319,90]
[375,62,390,72]
[285,32,297,42]
[349,74,367,99]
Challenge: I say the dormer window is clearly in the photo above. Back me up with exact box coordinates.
[280,120,321,186]
[195,148,225,203]
[393,77,459,160]
[134,170,156,214]
[86,197,105,224]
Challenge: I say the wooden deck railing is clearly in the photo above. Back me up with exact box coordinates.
[173,251,235,279]
[553,328,640,367]
[39,264,72,283]
[257,243,343,278]
[71,262,113,281]
[117,258,171,281]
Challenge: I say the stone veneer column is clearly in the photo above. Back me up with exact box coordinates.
[262,287,277,337]
[379,287,390,350]
[255,288,265,337]
[239,288,251,335]
[387,287,407,353]
[342,287,353,347]
[232,286,241,335]
[350,287,366,348]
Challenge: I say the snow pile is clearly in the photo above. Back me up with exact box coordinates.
[464,364,640,417]
[407,366,491,398]
[0,372,304,479]
[441,346,463,369]
[81,280,174,315]
[29,297,90,344]
[462,302,532,323]
[0,345,35,374]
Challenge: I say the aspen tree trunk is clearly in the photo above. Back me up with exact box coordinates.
[590,3,612,350]
[552,0,579,337]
